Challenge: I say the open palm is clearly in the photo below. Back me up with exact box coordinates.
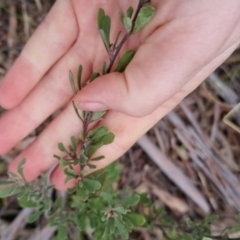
[0,0,240,189]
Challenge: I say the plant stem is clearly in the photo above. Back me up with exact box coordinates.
[107,0,148,73]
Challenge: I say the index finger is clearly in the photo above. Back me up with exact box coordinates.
[0,0,78,109]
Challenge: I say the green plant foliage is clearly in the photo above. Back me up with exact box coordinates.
[77,65,83,90]
[90,72,100,82]
[72,101,83,122]
[69,70,77,94]
[17,158,26,180]
[58,142,67,152]
[91,111,106,122]
[123,16,132,33]
[133,5,156,34]
[115,50,135,72]
[127,6,134,18]
[98,8,111,52]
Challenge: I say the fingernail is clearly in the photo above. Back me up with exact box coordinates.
[78,102,108,111]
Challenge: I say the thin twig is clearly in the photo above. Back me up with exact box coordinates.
[1,208,33,240]
[137,135,210,214]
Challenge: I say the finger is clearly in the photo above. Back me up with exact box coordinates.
[76,14,240,117]
[0,0,78,109]
[0,45,92,154]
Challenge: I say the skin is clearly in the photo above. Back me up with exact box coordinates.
[0,0,240,190]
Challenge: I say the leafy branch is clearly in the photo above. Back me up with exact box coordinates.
[0,1,156,239]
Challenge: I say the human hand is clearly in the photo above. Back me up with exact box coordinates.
[0,0,239,190]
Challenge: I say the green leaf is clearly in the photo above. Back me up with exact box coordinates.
[101,133,115,145]
[91,155,105,161]
[227,225,240,234]
[63,168,76,178]
[87,163,97,169]
[0,187,21,198]
[114,206,129,215]
[99,29,109,52]
[90,72,100,82]
[64,175,76,184]
[72,101,83,122]
[102,61,107,75]
[88,198,105,211]
[115,218,129,240]
[85,145,102,158]
[102,16,111,47]
[91,111,106,122]
[100,192,113,204]
[91,132,115,146]
[0,163,5,174]
[139,193,151,205]
[98,8,105,29]
[60,158,71,168]
[127,6,134,18]
[123,17,132,32]
[202,215,218,225]
[102,219,114,238]
[79,153,88,165]
[58,143,67,152]
[83,178,101,193]
[68,144,73,152]
[0,180,15,185]
[88,126,108,139]
[125,213,145,226]
[19,196,38,208]
[77,65,83,90]
[17,158,26,180]
[122,215,134,230]
[122,193,140,207]
[79,132,84,142]
[56,226,68,240]
[53,154,61,160]
[55,197,63,208]
[76,187,89,201]
[186,218,195,228]
[78,215,87,229]
[71,136,77,151]
[115,50,135,73]
[28,211,42,223]
[133,5,156,34]
[69,70,77,94]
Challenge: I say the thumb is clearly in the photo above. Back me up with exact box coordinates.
[76,69,161,117]
[74,44,192,117]
[75,41,200,117]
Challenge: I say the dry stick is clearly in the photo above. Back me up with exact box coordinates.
[21,0,30,41]
[206,73,239,106]
[27,226,56,240]
[167,111,240,211]
[1,208,33,240]
[179,101,205,140]
[180,100,239,171]
[210,102,221,142]
[7,4,17,68]
[137,135,210,214]
[34,0,43,12]
[153,126,166,154]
